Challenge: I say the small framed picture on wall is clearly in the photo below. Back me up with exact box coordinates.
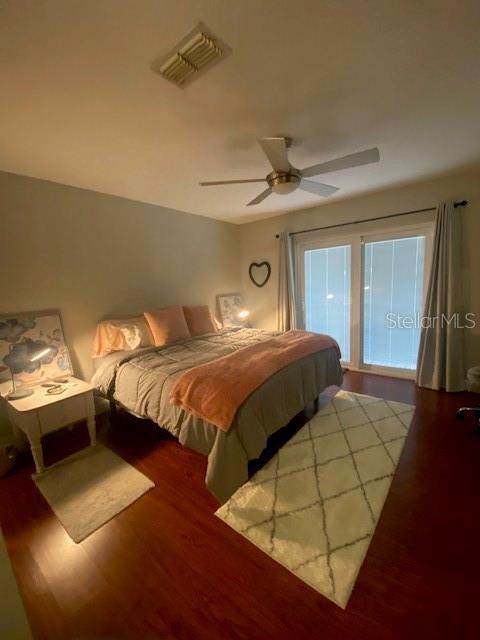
[216,293,245,327]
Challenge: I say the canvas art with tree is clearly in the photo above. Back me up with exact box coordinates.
[0,311,73,387]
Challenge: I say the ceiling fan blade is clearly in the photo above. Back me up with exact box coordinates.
[247,187,272,206]
[299,179,339,197]
[200,178,265,186]
[258,137,291,172]
[301,147,380,178]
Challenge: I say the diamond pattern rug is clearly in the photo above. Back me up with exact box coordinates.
[215,390,414,608]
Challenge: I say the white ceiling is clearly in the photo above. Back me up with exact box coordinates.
[1,0,479,223]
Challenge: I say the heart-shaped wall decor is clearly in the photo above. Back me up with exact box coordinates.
[249,261,271,288]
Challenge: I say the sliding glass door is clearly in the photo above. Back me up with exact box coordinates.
[362,236,425,370]
[297,224,432,376]
[304,244,352,362]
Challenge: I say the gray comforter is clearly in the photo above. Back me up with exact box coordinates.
[91,328,343,502]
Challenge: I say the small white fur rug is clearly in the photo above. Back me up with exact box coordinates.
[216,391,414,608]
[33,445,154,543]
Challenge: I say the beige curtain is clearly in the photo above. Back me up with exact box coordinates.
[416,201,465,391]
[277,232,297,331]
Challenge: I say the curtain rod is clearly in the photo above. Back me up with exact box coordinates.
[274,200,468,239]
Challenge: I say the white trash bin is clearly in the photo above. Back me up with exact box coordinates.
[466,366,480,393]
[0,443,18,477]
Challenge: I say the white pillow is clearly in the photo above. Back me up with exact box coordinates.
[119,322,150,350]
[93,316,154,357]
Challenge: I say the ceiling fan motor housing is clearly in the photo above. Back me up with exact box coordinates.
[267,170,301,195]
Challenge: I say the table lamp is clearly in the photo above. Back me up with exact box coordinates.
[6,346,54,400]
[237,309,250,327]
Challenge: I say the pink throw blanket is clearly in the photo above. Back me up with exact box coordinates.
[170,331,340,431]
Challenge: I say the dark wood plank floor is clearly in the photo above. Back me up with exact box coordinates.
[1,372,480,639]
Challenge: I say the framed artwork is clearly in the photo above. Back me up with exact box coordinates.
[0,310,73,387]
[216,293,244,327]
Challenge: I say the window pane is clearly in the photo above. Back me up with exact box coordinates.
[304,245,351,362]
[363,236,425,370]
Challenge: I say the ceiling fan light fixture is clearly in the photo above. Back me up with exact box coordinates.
[272,181,298,195]
[267,171,301,195]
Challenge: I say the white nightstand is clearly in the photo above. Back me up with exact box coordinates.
[0,377,96,473]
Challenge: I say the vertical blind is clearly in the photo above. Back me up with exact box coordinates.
[363,236,425,369]
[304,245,351,361]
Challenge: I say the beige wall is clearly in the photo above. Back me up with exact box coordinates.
[240,166,480,368]
[0,171,241,438]
[2,165,480,441]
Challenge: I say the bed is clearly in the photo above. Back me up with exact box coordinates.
[91,327,343,502]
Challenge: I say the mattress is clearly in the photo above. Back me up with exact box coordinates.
[91,328,343,502]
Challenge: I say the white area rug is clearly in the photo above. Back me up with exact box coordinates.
[216,391,414,608]
[33,445,154,543]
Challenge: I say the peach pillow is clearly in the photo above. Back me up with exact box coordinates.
[183,305,218,337]
[93,317,154,357]
[144,306,191,347]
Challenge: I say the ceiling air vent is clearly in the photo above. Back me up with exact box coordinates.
[152,22,231,88]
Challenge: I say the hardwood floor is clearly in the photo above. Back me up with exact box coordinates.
[1,372,479,639]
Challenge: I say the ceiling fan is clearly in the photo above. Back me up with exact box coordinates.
[199,137,380,206]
